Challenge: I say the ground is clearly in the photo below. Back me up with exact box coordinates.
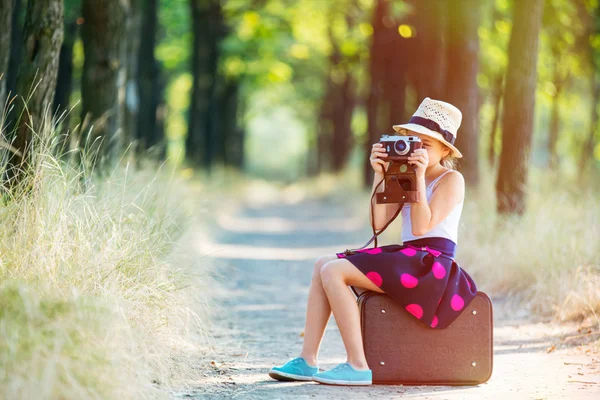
[174,188,600,400]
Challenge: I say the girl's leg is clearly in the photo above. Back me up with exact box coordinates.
[320,258,385,370]
[298,254,338,366]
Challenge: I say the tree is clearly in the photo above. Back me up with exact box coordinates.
[495,0,544,215]
[444,0,482,186]
[487,74,503,167]
[0,0,14,108]
[123,0,143,153]
[575,0,600,175]
[364,0,412,187]
[80,0,128,169]
[219,78,243,169]
[53,0,82,158]
[364,0,388,186]
[477,0,510,169]
[187,0,226,172]
[4,0,64,187]
[5,0,24,106]
[410,0,446,102]
[317,5,358,173]
[136,0,164,158]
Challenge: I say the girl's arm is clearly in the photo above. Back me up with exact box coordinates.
[409,171,464,236]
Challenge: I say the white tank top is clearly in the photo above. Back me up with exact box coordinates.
[401,170,463,244]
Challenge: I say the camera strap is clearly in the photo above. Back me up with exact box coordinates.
[342,178,404,256]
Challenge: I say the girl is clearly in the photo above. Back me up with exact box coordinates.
[268,97,477,386]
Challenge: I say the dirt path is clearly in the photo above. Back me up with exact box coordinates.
[176,190,600,400]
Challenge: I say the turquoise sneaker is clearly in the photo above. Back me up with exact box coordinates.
[312,362,372,385]
[268,357,319,381]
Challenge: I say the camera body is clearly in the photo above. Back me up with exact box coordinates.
[375,134,422,204]
[378,134,422,162]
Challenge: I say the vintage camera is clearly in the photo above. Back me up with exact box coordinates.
[379,134,422,161]
[375,134,422,204]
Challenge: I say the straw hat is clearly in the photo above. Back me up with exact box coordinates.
[392,97,463,158]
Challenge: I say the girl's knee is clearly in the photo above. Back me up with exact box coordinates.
[313,254,338,275]
[319,259,342,282]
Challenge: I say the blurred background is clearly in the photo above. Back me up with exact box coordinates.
[1,0,598,195]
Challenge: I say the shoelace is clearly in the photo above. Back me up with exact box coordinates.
[332,363,348,372]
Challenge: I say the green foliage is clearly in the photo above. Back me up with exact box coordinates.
[477,0,511,90]
[152,0,600,174]
[156,0,192,73]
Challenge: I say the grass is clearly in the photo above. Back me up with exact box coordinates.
[0,105,216,398]
[458,166,600,326]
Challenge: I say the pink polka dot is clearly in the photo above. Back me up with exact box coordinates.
[400,273,418,288]
[431,315,439,328]
[365,271,383,287]
[405,303,423,319]
[337,253,346,258]
[451,294,464,311]
[365,247,382,255]
[432,262,446,279]
[400,248,417,257]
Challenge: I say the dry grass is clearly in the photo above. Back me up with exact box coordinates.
[458,167,600,326]
[0,111,215,398]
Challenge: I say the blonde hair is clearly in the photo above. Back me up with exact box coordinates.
[440,145,459,170]
[397,128,459,170]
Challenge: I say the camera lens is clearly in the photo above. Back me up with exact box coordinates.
[394,140,409,155]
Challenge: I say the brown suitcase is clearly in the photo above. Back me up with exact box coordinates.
[357,290,493,385]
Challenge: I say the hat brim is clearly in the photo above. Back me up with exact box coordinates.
[392,123,463,159]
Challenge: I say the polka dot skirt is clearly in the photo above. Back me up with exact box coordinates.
[336,243,477,329]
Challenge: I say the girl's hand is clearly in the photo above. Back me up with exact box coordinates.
[408,148,428,178]
[370,143,390,174]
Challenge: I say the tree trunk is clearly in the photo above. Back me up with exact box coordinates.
[411,0,446,102]
[136,0,162,156]
[495,0,544,215]
[187,0,225,173]
[381,4,410,132]
[4,0,64,188]
[384,32,407,131]
[123,0,142,155]
[316,73,335,173]
[444,0,482,186]
[487,74,503,167]
[331,71,355,172]
[579,77,599,174]
[80,0,128,170]
[52,19,78,157]
[221,79,244,169]
[0,0,14,108]
[575,0,599,176]
[547,70,565,170]
[364,0,389,187]
[318,22,356,174]
[6,0,23,104]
